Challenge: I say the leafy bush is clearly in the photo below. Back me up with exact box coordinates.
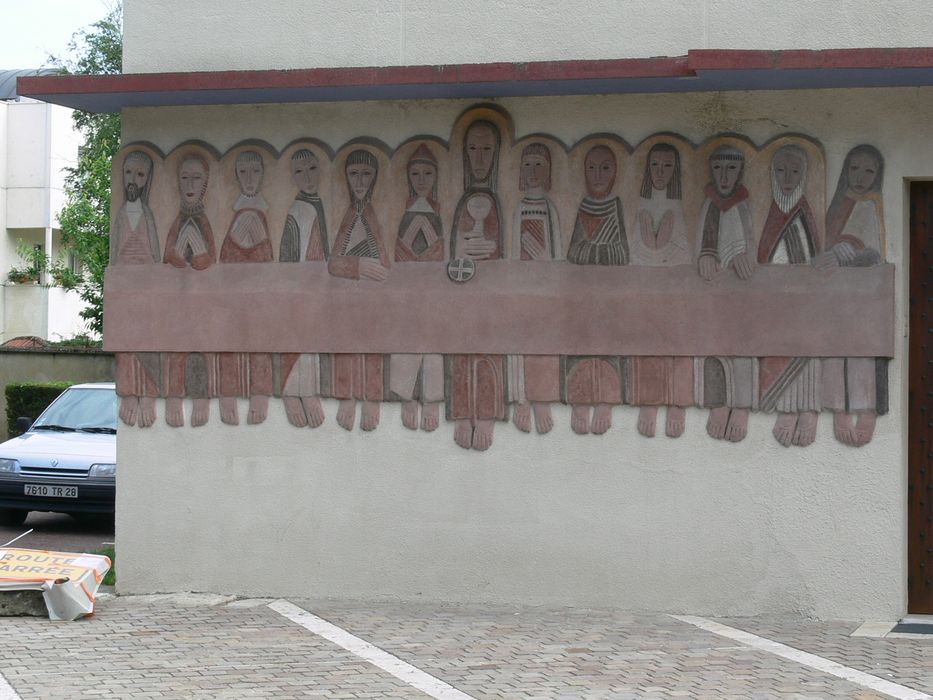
[5,382,73,437]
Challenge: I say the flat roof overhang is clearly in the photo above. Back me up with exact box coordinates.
[17,48,933,113]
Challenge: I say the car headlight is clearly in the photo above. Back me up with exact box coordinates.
[89,463,116,478]
[0,459,18,473]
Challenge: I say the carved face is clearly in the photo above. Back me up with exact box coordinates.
[178,158,208,206]
[408,162,437,199]
[847,151,880,195]
[465,123,497,182]
[584,147,616,198]
[347,161,377,201]
[710,157,744,196]
[235,156,263,196]
[521,153,550,193]
[649,149,676,191]
[291,155,320,194]
[771,150,805,197]
[123,158,151,203]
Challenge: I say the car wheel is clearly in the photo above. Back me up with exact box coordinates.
[0,508,27,527]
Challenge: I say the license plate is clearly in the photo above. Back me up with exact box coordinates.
[24,484,78,498]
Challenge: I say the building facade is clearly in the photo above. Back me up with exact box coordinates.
[22,0,933,620]
[0,69,86,343]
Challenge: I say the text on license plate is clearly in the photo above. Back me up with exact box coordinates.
[24,484,78,498]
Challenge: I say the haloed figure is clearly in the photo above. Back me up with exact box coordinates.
[757,145,822,447]
[217,150,275,426]
[279,149,331,429]
[817,144,886,447]
[697,145,755,442]
[509,142,562,435]
[448,120,507,451]
[630,143,693,438]
[329,149,390,431]
[564,145,628,436]
[391,144,445,432]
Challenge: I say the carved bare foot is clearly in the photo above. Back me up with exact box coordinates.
[191,398,210,427]
[283,397,308,427]
[591,404,612,435]
[137,397,157,428]
[833,412,856,446]
[472,420,494,451]
[725,408,748,442]
[532,403,553,434]
[571,405,591,435]
[454,419,473,449]
[772,413,797,447]
[793,411,818,447]
[303,396,325,428]
[219,397,239,425]
[706,406,730,440]
[165,397,185,428]
[666,407,686,438]
[512,402,532,433]
[637,406,657,438]
[247,395,269,425]
[853,412,877,446]
[360,401,380,431]
[421,402,440,432]
[336,400,356,431]
[401,400,419,430]
[119,396,139,426]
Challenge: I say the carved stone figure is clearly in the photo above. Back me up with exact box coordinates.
[564,145,627,435]
[630,143,693,438]
[449,120,507,450]
[111,150,159,265]
[696,145,755,442]
[757,145,822,446]
[329,149,390,431]
[390,144,444,431]
[163,154,216,270]
[279,149,329,429]
[817,144,886,446]
[111,150,162,427]
[218,150,274,426]
[280,149,329,263]
[510,142,561,435]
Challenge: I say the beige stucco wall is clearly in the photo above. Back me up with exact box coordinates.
[124,0,933,73]
[115,85,920,618]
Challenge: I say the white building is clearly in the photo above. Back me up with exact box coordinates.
[20,0,933,621]
[0,69,87,343]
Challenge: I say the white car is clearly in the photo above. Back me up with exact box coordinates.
[0,383,116,526]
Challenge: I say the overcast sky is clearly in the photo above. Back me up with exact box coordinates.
[0,0,114,70]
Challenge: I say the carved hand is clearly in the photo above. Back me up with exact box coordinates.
[358,258,389,281]
[638,211,655,248]
[731,251,754,280]
[462,235,497,260]
[698,254,719,281]
[656,210,674,249]
[812,251,840,270]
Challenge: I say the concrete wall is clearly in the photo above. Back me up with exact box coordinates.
[0,348,113,439]
[124,0,933,72]
[115,85,921,619]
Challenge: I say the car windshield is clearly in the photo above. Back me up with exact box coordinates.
[32,387,118,433]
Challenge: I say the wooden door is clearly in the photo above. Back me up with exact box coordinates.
[909,181,933,612]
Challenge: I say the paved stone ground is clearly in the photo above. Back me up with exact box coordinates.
[0,595,929,699]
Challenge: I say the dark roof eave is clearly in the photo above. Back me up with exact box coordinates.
[17,48,933,113]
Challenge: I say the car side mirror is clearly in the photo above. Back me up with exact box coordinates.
[15,417,33,433]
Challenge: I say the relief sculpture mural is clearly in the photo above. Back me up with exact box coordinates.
[107,104,895,451]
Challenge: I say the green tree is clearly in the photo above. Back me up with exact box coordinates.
[50,3,122,335]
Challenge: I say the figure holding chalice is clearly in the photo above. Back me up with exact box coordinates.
[446,119,507,450]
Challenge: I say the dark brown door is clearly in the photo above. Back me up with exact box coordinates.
[909,181,933,612]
